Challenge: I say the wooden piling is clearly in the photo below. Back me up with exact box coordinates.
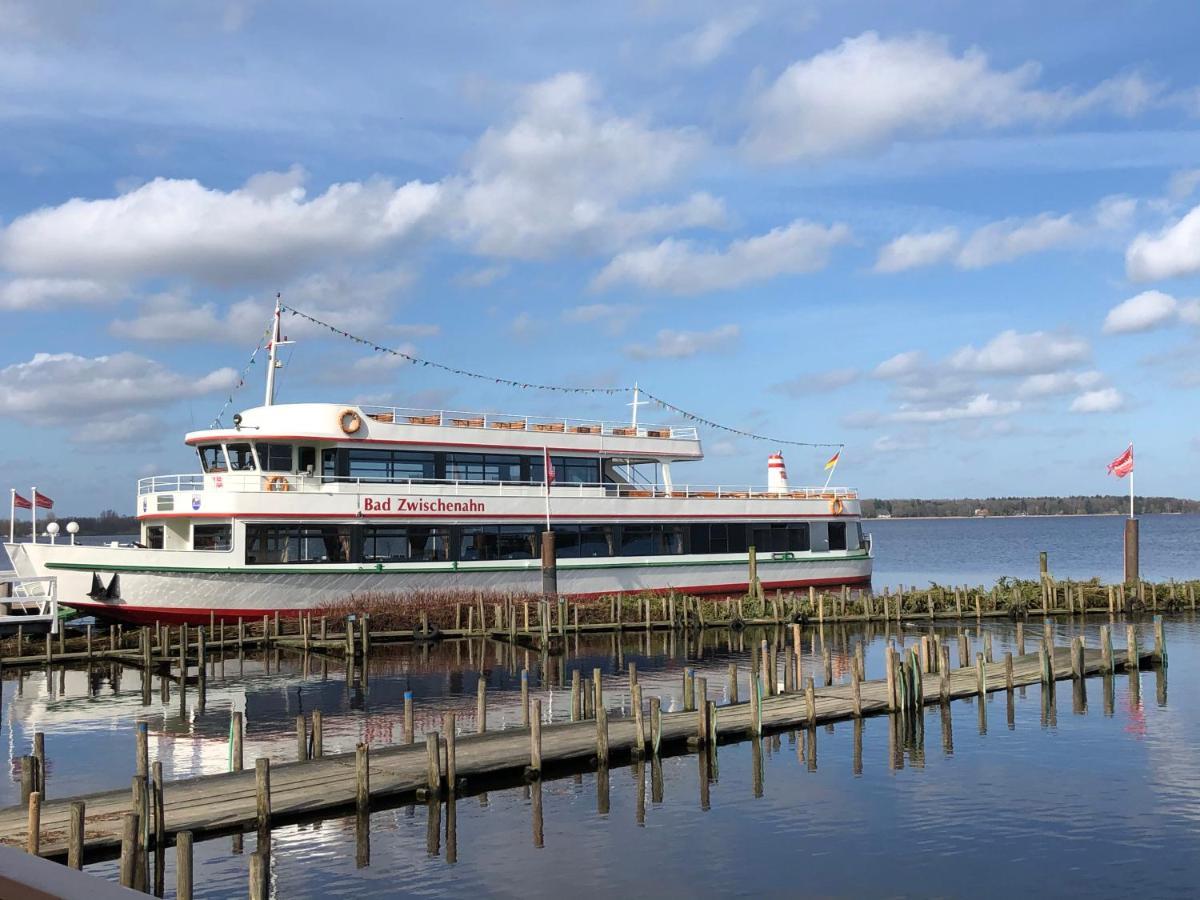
[67,800,85,869]
[231,712,243,772]
[650,697,662,756]
[1127,624,1139,670]
[356,743,370,816]
[296,715,308,762]
[529,699,543,776]
[26,791,40,855]
[119,812,138,887]
[249,852,266,900]
[975,653,985,699]
[1004,652,1014,692]
[33,731,46,796]
[312,710,323,758]
[595,704,609,765]
[476,679,487,733]
[176,831,193,900]
[255,759,270,849]
[805,676,816,725]
[632,685,645,757]
[1154,615,1167,666]
[425,732,441,793]
[695,676,708,745]
[885,644,897,710]
[1071,636,1085,679]
[1100,624,1113,674]
[570,670,581,721]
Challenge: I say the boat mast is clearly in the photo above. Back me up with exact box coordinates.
[263,294,293,406]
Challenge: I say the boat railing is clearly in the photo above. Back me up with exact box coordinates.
[136,473,859,500]
[0,573,59,635]
[138,474,205,495]
[358,405,700,441]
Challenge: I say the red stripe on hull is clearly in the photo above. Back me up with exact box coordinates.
[64,573,872,625]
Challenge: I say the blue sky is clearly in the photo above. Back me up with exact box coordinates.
[3,1,1200,514]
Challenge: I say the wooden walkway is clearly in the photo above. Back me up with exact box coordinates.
[0,640,1157,861]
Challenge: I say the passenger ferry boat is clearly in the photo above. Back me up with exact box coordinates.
[5,310,873,624]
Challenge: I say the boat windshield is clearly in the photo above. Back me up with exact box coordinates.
[198,444,225,472]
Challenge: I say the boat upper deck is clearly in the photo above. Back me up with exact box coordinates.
[185,403,703,459]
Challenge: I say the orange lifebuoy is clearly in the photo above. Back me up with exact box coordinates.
[339,408,362,435]
[829,497,844,516]
[265,475,292,492]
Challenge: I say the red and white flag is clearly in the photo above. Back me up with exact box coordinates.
[13,492,32,510]
[1106,445,1134,478]
[543,449,556,487]
[33,491,54,509]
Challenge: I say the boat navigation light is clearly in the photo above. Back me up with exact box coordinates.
[46,521,59,544]
[66,521,79,545]
[233,413,243,428]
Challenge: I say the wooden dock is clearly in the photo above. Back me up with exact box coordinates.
[0,631,1161,862]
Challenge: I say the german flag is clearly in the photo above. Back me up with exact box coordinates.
[824,450,841,471]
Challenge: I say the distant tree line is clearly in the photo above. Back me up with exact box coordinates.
[12,508,139,537]
[862,495,1200,518]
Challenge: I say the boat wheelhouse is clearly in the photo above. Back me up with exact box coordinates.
[5,308,872,623]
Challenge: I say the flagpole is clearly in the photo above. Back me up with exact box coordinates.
[31,487,37,544]
[822,449,841,491]
[9,489,14,544]
[1129,442,1134,519]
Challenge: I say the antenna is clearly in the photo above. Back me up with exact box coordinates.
[263,293,294,407]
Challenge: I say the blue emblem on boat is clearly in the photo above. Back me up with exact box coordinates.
[191,494,202,511]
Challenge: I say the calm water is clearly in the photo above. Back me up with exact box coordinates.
[2,616,1198,898]
[2,515,1199,897]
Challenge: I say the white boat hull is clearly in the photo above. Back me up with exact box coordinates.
[6,541,872,624]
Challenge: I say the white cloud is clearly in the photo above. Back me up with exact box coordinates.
[1103,290,1182,334]
[949,329,1090,375]
[1168,169,1200,202]
[873,228,958,273]
[872,350,924,379]
[666,10,758,67]
[891,392,1020,423]
[771,367,860,396]
[876,197,1136,274]
[562,303,641,335]
[1017,370,1103,398]
[744,31,1157,162]
[454,265,509,288]
[455,72,719,259]
[592,219,850,295]
[1126,203,1200,281]
[1070,387,1124,413]
[0,276,123,310]
[0,166,442,282]
[0,353,237,439]
[956,213,1081,268]
[69,413,163,446]
[625,324,740,360]
[872,433,931,453]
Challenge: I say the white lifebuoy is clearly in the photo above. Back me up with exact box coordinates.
[339,408,362,435]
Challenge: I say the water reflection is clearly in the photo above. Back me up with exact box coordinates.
[2,616,1194,898]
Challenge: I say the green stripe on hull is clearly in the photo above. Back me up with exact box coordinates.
[44,551,870,577]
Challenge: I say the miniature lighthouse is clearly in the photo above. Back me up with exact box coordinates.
[767,452,788,494]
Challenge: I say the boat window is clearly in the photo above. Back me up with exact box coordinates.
[498,525,538,559]
[531,456,600,485]
[227,443,257,471]
[828,521,847,551]
[405,526,451,561]
[145,525,164,549]
[789,523,810,552]
[363,526,412,562]
[347,449,435,482]
[552,525,581,558]
[198,445,226,472]
[445,453,485,482]
[298,446,317,475]
[322,449,338,480]
[579,524,616,557]
[244,525,352,564]
[255,443,293,473]
[484,455,523,483]
[193,524,232,551]
[458,525,499,560]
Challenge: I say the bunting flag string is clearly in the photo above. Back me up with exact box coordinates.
[264,303,843,449]
[209,319,276,428]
